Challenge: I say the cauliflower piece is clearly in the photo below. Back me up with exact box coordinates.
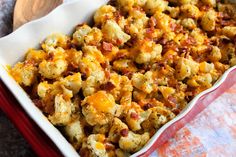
[132,71,156,94]
[94,5,116,26]
[209,46,222,62]
[201,0,216,7]
[180,4,200,19]
[66,49,82,68]
[158,86,175,99]
[135,41,162,64]
[82,46,106,64]
[144,0,168,14]
[42,33,70,52]
[72,24,92,46]
[176,57,199,80]
[222,26,236,39]
[154,12,172,31]
[201,10,216,31]
[25,49,47,64]
[181,18,196,30]
[39,59,68,79]
[125,108,151,131]
[187,73,213,87]
[142,106,175,129]
[112,59,138,74]
[64,117,85,149]
[84,27,103,46]
[109,74,133,106]
[108,118,129,143]
[102,20,131,46]
[117,0,134,12]
[81,91,119,126]
[37,81,53,98]
[166,6,180,18]
[199,62,215,73]
[119,131,150,153]
[79,56,105,79]
[191,28,206,45]
[10,62,37,86]
[61,72,82,94]
[81,134,108,157]
[125,8,149,37]
[48,94,73,125]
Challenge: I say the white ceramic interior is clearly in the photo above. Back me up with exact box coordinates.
[0,0,236,156]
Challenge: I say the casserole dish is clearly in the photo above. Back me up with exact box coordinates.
[1,0,236,156]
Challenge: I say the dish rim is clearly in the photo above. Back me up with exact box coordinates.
[0,0,236,156]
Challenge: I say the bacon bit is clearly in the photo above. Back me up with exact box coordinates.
[162,41,178,54]
[81,73,87,80]
[100,82,116,91]
[149,17,157,28]
[102,41,113,52]
[79,148,90,157]
[182,36,196,46]
[104,70,111,79]
[124,25,130,34]
[158,37,168,45]
[143,103,155,110]
[172,108,181,115]
[200,5,211,11]
[114,11,122,23]
[130,112,139,120]
[120,128,129,137]
[33,99,43,108]
[116,39,123,46]
[47,52,54,61]
[168,96,177,104]
[105,142,115,151]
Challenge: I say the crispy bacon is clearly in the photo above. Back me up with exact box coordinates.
[102,41,113,52]
[130,112,139,120]
[100,81,116,91]
[120,128,129,137]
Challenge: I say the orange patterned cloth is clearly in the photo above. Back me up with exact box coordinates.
[151,83,236,157]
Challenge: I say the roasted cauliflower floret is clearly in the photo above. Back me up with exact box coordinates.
[135,41,162,64]
[142,106,175,130]
[108,118,129,143]
[10,62,37,86]
[222,26,236,39]
[112,59,138,74]
[176,57,199,80]
[82,46,106,64]
[187,73,213,88]
[158,86,175,99]
[119,131,150,153]
[25,49,47,64]
[61,72,82,94]
[117,0,134,12]
[209,46,222,62]
[181,18,196,30]
[81,91,119,126]
[39,59,67,79]
[201,0,216,7]
[48,94,73,125]
[132,71,156,94]
[72,24,92,46]
[125,108,151,131]
[144,0,168,14]
[201,10,216,31]
[102,20,131,46]
[125,8,149,37]
[81,134,108,157]
[94,5,116,26]
[65,49,82,68]
[64,117,85,149]
[42,33,70,52]
[84,27,103,46]
[199,62,215,73]
[154,12,172,31]
[180,4,200,19]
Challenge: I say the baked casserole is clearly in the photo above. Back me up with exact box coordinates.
[9,0,236,156]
